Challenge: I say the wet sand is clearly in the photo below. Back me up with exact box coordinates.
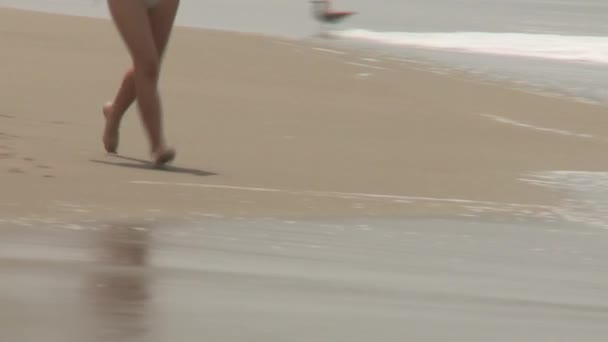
[2,7,608,341]
[2,218,608,341]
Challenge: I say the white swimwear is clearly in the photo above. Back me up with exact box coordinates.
[143,0,160,8]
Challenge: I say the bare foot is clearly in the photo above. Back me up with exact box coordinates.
[151,146,176,167]
[102,102,119,154]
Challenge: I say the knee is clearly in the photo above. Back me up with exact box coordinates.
[134,58,160,81]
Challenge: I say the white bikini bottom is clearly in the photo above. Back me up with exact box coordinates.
[143,0,160,8]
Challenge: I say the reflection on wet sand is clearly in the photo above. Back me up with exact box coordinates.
[84,224,151,341]
[2,217,608,342]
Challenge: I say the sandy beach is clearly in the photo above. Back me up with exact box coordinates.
[2,7,608,222]
[1,7,608,341]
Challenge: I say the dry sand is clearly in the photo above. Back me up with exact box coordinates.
[2,8,608,223]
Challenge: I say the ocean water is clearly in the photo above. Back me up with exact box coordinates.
[329,0,608,105]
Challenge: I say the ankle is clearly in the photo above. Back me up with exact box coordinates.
[151,141,168,154]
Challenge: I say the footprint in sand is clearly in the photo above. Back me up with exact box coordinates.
[49,120,67,125]
[0,144,15,157]
[0,114,15,119]
[0,132,19,139]
[37,165,52,169]
[23,157,35,162]
[7,168,25,174]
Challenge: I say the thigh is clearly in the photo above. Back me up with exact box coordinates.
[149,0,180,59]
[107,0,159,65]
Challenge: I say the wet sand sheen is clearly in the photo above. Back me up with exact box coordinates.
[1,218,608,341]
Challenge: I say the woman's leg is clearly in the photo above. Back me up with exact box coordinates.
[103,0,181,154]
[106,0,175,164]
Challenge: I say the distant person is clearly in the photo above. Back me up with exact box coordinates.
[103,0,178,166]
[311,0,356,24]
